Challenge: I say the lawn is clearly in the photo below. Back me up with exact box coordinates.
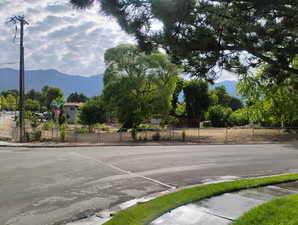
[233,194,298,225]
[102,173,298,225]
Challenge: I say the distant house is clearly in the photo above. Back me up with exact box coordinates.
[63,103,81,123]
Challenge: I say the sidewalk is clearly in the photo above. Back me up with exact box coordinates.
[150,181,298,225]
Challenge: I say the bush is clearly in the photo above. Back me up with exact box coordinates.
[228,109,249,127]
[208,105,232,127]
[74,128,91,134]
[42,121,56,130]
[25,132,33,142]
[94,123,110,132]
[152,131,161,141]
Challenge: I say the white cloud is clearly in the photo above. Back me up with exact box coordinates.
[0,0,135,76]
[0,0,235,81]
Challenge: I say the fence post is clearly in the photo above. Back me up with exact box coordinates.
[225,127,228,143]
[252,127,255,140]
[97,132,100,143]
[198,127,200,142]
[119,132,122,142]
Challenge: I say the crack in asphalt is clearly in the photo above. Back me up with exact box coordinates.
[70,152,176,189]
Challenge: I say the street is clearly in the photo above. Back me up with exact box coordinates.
[0,143,298,225]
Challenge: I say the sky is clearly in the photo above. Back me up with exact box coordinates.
[0,0,236,81]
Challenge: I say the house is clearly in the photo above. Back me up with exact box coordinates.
[63,103,81,123]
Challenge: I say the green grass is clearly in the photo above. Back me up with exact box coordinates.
[103,173,298,225]
[232,194,298,225]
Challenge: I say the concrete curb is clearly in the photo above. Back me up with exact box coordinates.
[0,141,296,148]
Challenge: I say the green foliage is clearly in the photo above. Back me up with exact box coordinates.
[183,79,211,125]
[0,96,8,110]
[232,194,298,225]
[79,97,107,130]
[67,92,89,103]
[102,44,179,128]
[42,121,56,130]
[228,109,250,127]
[72,0,298,83]
[6,94,17,111]
[74,127,92,134]
[42,86,63,109]
[101,173,298,225]
[25,99,40,112]
[208,105,232,127]
[26,89,43,102]
[1,89,19,98]
[238,63,298,127]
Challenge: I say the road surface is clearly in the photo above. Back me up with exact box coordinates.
[0,143,298,225]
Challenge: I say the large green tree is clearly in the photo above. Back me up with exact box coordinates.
[70,0,298,83]
[67,92,89,103]
[103,44,178,128]
[183,79,211,126]
[238,64,298,127]
[42,86,64,109]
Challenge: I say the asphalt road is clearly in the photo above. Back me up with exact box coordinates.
[1,143,298,225]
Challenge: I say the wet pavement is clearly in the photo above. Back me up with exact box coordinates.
[1,143,298,225]
[150,181,298,225]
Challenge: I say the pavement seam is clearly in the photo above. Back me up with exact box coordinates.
[70,152,176,189]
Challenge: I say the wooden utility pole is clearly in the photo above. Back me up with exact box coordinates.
[9,16,29,142]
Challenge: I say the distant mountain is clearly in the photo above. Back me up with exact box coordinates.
[213,80,239,97]
[0,68,103,97]
[0,68,239,99]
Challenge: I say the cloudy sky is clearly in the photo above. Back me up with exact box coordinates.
[0,0,235,81]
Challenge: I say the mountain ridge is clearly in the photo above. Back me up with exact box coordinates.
[0,68,238,97]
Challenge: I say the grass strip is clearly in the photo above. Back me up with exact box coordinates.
[232,194,298,225]
[103,173,298,225]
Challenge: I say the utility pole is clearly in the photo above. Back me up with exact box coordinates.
[9,16,29,142]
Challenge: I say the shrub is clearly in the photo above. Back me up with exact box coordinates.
[42,121,56,130]
[228,109,249,127]
[25,132,33,142]
[208,105,232,127]
[74,128,91,134]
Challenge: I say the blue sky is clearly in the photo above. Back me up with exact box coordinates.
[0,0,236,81]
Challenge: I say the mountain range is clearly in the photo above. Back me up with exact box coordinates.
[0,68,238,97]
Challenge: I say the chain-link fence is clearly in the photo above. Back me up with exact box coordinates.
[10,126,298,144]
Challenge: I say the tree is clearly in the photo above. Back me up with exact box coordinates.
[70,0,298,83]
[1,89,19,98]
[170,77,184,116]
[42,86,63,109]
[183,79,211,126]
[79,97,107,131]
[103,44,178,128]
[238,64,298,127]
[25,99,40,112]
[0,96,8,110]
[208,105,232,127]
[26,89,43,102]
[214,86,230,107]
[67,92,89,103]
[6,94,17,111]
[229,97,243,111]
